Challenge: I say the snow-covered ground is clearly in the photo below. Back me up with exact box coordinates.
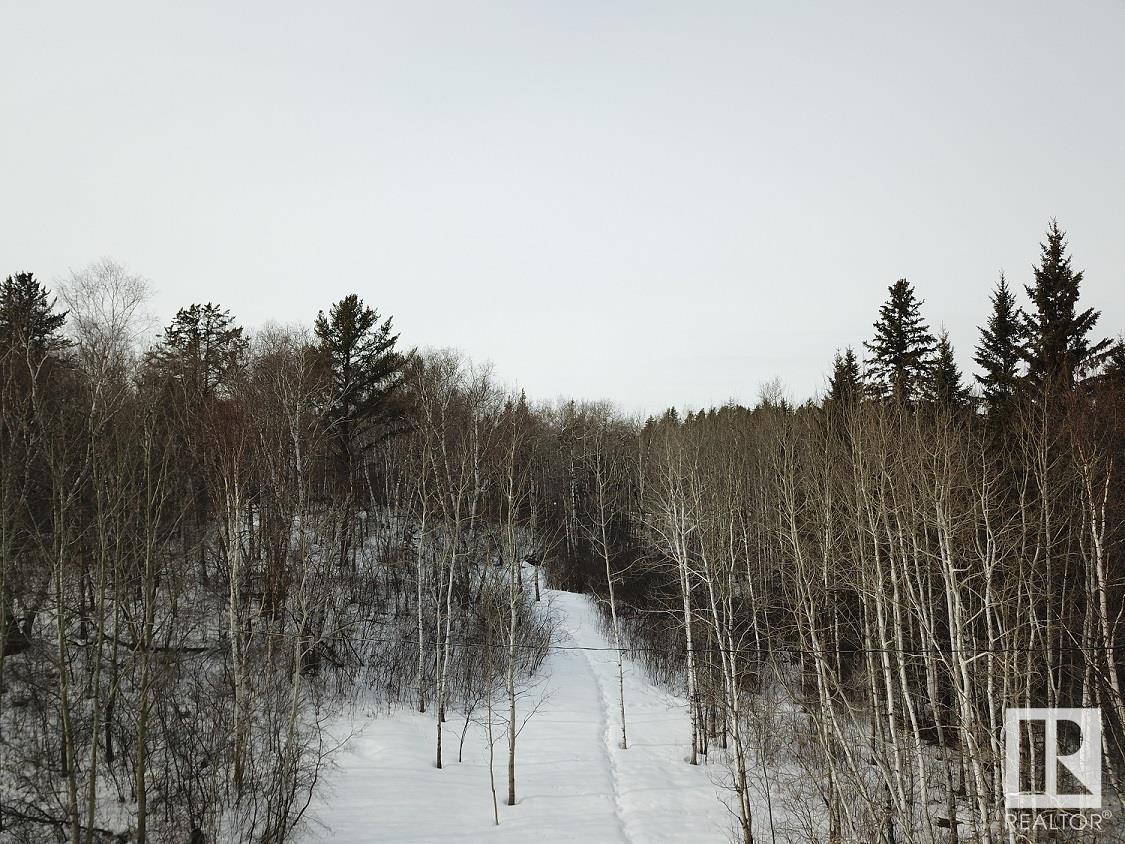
[304,587,735,842]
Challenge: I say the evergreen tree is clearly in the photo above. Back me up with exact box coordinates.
[973,272,1023,416]
[1020,220,1110,389]
[827,347,862,406]
[863,278,935,405]
[1102,337,1125,391]
[315,294,408,571]
[314,294,408,466]
[926,329,970,410]
[0,272,69,360]
[147,303,248,398]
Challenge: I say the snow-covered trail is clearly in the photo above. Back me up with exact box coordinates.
[304,587,734,843]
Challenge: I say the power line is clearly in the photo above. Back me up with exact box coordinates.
[210,623,1125,658]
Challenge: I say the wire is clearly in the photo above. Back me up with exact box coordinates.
[211,622,1125,658]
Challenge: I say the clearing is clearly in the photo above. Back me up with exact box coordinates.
[305,586,734,842]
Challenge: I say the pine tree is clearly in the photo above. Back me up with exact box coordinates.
[927,329,970,410]
[0,272,69,360]
[827,347,862,406]
[973,272,1023,416]
[1020,220,1110,389]
[147,303,248,398]
[863,278,935,405]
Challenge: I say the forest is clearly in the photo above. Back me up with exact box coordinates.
[2,220,1123,843]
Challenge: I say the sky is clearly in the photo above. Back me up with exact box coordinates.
[3,2,1124,415]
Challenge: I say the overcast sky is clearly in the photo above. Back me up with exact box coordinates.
[3,2,1124,414]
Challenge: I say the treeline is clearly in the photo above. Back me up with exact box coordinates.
[0,264,557,842]
[583,383,1124,842]
[543,221,1125,842]
[1,219,1122,844]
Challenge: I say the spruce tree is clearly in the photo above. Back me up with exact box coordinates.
[314,293,408,467]
[0,272,69,360]
[927,329,970,410]
[1020,220,1110,389]
[1105,338,1125,386]
[973,272,1023,416]
[827,347,862,406]
[863,278,935,405]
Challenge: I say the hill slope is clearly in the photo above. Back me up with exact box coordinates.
[306,587,734,842]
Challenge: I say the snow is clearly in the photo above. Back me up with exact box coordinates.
[304,587,736,843]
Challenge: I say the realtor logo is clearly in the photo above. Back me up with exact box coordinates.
[1004,708,1102,810]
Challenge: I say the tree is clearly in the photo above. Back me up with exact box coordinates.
[0,274,71,662]
[315,294,408,574]
[145,303,248,588]
[1103,338,1125,389]
[407,352,505,770]
[0,272,69,361]
[314,294,408,475]
[926,329,970,410]
[973,272,1023,417]
[863,278,935,405]
[58,259,152,383]
[146,302,247,398]
[496,395,533,806]
[1020,220,1110,389]
[826,347,862,406]
[579,410,632,751]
